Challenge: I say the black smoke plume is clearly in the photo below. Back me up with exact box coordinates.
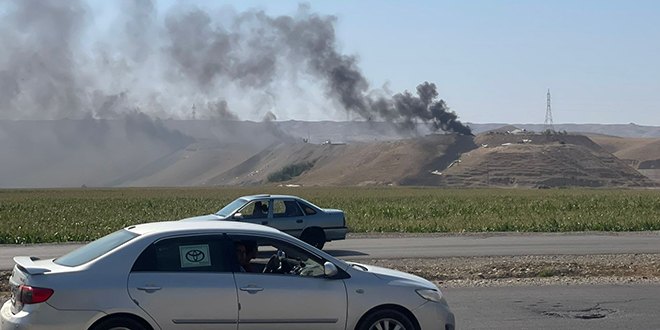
[0,0,470,134]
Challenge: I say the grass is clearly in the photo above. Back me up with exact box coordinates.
[267,162,315,182]
[536,269,556,278]
[1,187,660,243]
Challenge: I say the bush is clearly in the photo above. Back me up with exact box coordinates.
[267,161,315,182]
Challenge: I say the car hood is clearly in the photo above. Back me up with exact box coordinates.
[179,214,227,221]
[349,262,437,290]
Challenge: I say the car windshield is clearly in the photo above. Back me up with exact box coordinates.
[216,198,248,217]
[54,229,138,267]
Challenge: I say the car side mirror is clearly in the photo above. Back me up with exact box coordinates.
[232,213,243,221]
[324,261,338,277]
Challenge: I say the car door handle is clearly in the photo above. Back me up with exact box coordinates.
[240,286,264,293]
[262,221,269,225]
[296,219,303,223]
[137,286,162,292]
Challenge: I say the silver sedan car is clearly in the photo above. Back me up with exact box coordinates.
[182,194,348,249]
[2,221,455,330]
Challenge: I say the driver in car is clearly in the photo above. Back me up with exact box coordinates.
[234,241,258,273]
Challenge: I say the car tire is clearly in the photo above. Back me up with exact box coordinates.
[358,309,416,330]
[91,316,149,330]
[301,228,325,249]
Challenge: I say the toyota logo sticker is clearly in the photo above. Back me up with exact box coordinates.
[179,244,211,268]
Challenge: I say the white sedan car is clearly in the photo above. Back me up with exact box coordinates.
[2,221,455,330]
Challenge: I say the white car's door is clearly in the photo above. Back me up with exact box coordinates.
[229,234,347,330]
[128,235,238,330]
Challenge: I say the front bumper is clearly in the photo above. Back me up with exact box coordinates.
[324,227,349,241]
[413,301,455,330]
[1,300,101,330]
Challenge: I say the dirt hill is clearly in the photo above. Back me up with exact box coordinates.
[434,133,652,188]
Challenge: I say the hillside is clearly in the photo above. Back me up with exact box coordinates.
[207,134,477,186]
[586,134,660,182]
[2,119,659,188]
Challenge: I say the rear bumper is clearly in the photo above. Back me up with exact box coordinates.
[1,300,101,330]
[324,227,348,241]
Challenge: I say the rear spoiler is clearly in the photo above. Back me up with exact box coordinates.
[13,256,51,275]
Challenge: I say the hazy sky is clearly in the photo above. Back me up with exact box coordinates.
[92,0,659,125]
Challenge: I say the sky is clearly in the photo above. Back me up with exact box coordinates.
[85,0,660,125]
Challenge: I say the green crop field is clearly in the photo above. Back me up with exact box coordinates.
[1,187,660,244]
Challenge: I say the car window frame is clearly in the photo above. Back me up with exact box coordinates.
[131,233,233,273]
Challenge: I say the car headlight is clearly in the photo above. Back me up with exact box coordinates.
[416,289,442,303]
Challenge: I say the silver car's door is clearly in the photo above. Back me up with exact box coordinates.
[128,234,238,330]
[229,234,347,330]
[269,199,307,237]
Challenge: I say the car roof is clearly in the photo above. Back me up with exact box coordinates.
[127,220,281,236]
[240,194,301,201]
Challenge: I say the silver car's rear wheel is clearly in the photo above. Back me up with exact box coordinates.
[358,309,416,330]
[368,318,407,330]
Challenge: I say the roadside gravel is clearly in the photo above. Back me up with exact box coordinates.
[347,253,660,288]
[347,231,660,239]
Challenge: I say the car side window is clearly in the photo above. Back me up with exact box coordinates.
[298,201,317,215]
[273,200,303,218]
[228,235,326,278]
[239,200,269,219]
[132,235,229,272]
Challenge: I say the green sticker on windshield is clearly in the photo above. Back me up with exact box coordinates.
[179,244,211,268]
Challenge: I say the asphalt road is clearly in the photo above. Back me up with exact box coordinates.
[446,284,660,329]
[325,232,660,260]
[1,232,660,269]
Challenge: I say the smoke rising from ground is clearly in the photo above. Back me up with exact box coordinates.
[0,0,469,134]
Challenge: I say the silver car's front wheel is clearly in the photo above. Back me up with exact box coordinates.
[358,309,415,330]
[369,318,407,330]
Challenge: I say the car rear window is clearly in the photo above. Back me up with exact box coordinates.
[54,229,138,267]
[298,201,317,215]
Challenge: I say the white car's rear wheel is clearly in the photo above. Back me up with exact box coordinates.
[92,317,148,330]
[359,309,415,330]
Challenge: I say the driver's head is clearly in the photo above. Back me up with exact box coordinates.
[234,242,247,266]
[254,202,264,214]
[244,240,258,261]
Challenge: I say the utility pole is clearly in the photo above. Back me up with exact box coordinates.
[544,89,554,132]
